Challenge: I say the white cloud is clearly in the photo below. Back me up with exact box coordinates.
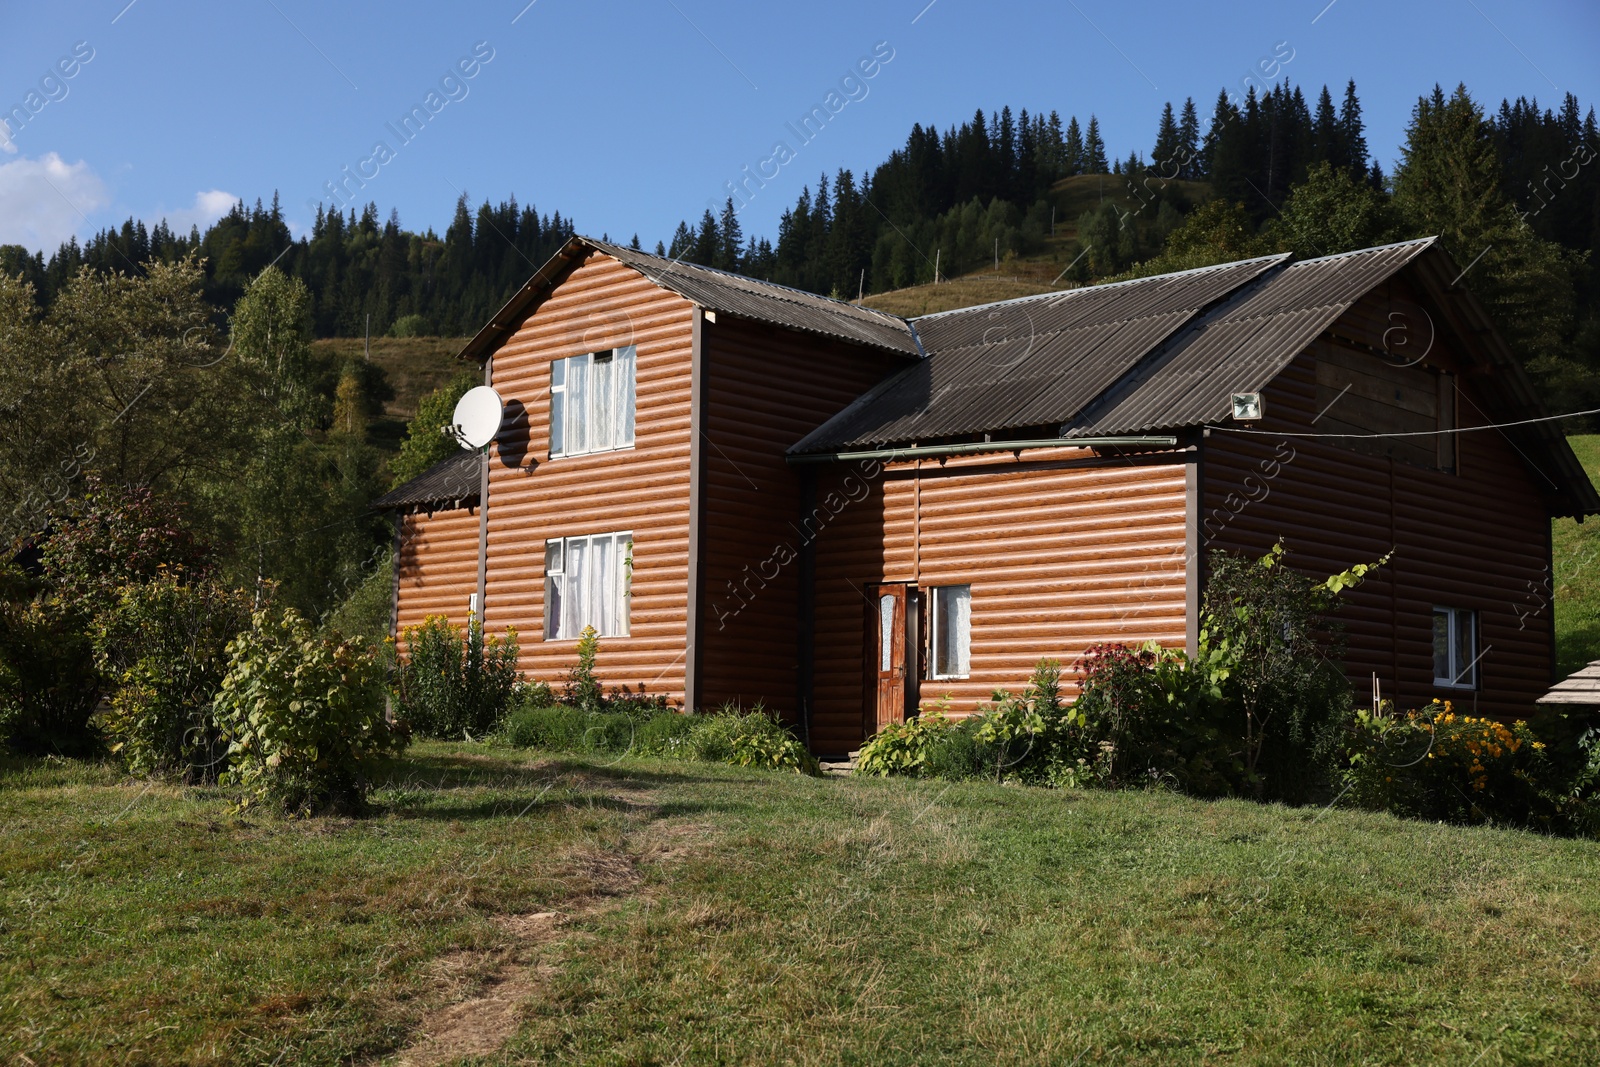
[0,152,108,251]
[160,189,238,235]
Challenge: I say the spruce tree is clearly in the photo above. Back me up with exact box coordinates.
[716,198,743,272]
[1084,116,1109,174]
[1177,98,1201,178]
[1063,116,1085,176]
[1340,80,1370,173]
[1152,102,1180,171]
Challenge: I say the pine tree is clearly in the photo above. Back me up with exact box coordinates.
[716,198,743,272]
[1312,84,1343,168]
[1063,116,1085,176]
[693,209,718,266]
[1177,97,1201,179]
[1152,102,1180,171]
[1340,80,1370,173]
[1084,115,1109,174]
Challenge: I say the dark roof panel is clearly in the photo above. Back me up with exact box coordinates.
[1066,239,1435,436]
[458,236,920,363]
[792,254,1289,452]
[373,451,481,510]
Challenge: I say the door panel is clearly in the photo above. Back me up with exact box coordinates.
[865,584,907,738]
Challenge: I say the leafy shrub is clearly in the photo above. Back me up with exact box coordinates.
[634,710,696,754]
[564,625,603,712]
[0,573,100,755]
[858,664,1103,785]
[393,614,520,737]
[855,703,961,777]
[1194,543,1381,798]
[40,477,210,620]
[213,607,405,815]
[677,704,817,773]
[90,569,253,779]
[321,551,395,651]
[1073,642,1234,794]
[1343,702,1555,827]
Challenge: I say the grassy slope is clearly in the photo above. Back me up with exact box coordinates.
[863,173,1211,318]
[4,744,1599,1065]
[1555,434,1600,677]
[310,336,470,454]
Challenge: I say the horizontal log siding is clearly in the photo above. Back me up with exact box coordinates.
[1205,280,1553,718]
[810,447,1191,753]
[395,505,481,652]
[483,252,697,702]
[698,316,912,714]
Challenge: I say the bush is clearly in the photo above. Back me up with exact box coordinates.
[40,476,210,621]
[90,569,253,779]
[321,551,395,651]
[0,574,100,756]
[1072,642,1234,794]
[213,607,405,815]
[393,614,520,738]
[1343,702,1556,828]
[664,703,813,772]
[564,625,604,712]
[859,662,1107,786]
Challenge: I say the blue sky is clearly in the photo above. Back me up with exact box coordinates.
[1,0,1596,255]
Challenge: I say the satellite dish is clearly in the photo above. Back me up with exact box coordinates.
[452,386,504,449]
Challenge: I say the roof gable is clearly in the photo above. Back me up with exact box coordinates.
[458,237,920,363]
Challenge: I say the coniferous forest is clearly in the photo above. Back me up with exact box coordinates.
[3,79,1597,409]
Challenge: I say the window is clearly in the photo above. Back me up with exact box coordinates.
[545,531,631,639]
[1433,606,1478,689]
[550,346,636,457]
[928,585,971,679]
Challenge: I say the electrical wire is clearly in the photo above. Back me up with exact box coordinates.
[1207,403,1600,439]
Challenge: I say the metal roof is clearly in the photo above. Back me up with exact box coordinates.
[373,451,481,511]
[791,253,1289,452]
[458,236,920,363]
[1066,239,1435,436]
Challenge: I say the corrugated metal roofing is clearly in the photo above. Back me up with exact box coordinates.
[458,236,920,363]
[791,253,1289,452]
[1064,239,1434,436]
[373,451,481,510]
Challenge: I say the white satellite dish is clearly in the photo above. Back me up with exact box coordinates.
[452,386,504,449]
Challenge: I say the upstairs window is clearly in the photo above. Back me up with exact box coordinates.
[545,531,632,640]
[550,346,636,457]
[1433,606,1478,689]
[928,585,971,680]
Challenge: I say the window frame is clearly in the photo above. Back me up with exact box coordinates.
[548,345,637,459]
[1432,605,1479,690]
[544,530,633,640]
[927,584,972,681]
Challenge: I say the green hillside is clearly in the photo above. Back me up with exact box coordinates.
[1556,434,1600,676]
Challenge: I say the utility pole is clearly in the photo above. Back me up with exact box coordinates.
[858,268,865,302]
[934,249,940,285]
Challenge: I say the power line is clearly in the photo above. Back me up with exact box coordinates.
[1207,404,1600,440]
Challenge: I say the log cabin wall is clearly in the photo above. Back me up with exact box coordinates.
[480,251,698,704]
[696,315,913,715]
[808,445,1193,754]
[394,504,482,652]
[1203,273,1554,718]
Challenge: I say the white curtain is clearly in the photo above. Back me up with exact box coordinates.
[952,586,971,676]
[567,353,589,455]
[618,346,637,445]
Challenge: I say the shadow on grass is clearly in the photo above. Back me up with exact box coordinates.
[1556,623,1600,679]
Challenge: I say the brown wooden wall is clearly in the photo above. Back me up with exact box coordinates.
[480,251,698,703]
[696,316,913,713]
[809,446,1192,754]
[395,505,481,651]
[1203,276,1555,718]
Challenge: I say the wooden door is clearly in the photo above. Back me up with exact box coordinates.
[866,584,908,738]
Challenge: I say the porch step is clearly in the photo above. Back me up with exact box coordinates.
[819,750,861,777]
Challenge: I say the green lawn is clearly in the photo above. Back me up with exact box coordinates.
[4,743,1599,1065]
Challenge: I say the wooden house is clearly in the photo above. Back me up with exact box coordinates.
[376,236,1597,755]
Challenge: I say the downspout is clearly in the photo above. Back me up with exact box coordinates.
[475,355,493,625]
[684,308,707,712]
[797,467,817,749]
[1186,431,1203,658]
